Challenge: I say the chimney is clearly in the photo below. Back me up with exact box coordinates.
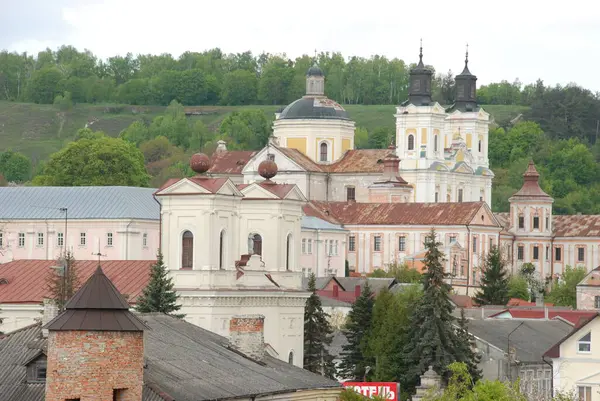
[41,298,59,338]
[333,285,339,298]
[382,146,400,181]
[216,140,227,153]
[354,284,361,298]
[230,315,265,361]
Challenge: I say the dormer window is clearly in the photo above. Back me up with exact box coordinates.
[578,332,591,353]
[26,354,47,382]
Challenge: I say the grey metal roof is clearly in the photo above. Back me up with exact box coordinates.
[279,97,350,120]
[1,315,339,401]
[0,186,159,220]
[335,277,397,294]
[320,295,352,308]
[467,319,573,363]
[302,216,347,232]
[301,276,336,291]
[142,313,339,400]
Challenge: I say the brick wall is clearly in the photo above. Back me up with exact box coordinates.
[230,314,265,361]
[45,330,144,401]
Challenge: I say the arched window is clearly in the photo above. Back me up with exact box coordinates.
[434,135,438,152]
[478,140,482,153]
[286,234,292,270]
[219,230,225,269]
[182,231,193,269]
[407,135,415,150]
[248,233,262,256]
[288,351,294,364]
[320,142,328,162]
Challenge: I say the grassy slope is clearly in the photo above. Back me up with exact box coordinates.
[0,101,528,164]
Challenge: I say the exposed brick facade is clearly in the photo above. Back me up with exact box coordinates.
[45,330,144,401]
[230,315,265,361]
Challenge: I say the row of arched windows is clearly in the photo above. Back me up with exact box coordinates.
[406,134,483,153]
[181,231,293,270]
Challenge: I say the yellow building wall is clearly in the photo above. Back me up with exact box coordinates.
[286,138,307,155]
[342,138,352,153]
[421,128,428,144]
[466,133,472,148]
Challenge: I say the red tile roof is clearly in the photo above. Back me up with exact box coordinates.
[0,260,153,304]
[328,150,389,173]
[209,150,258,175]
[238,182,297,199]
[156,177,229,194]
[507,298,554,307]
[308,201,492,226]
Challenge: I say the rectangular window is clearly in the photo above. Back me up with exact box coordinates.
[546,216,550,230]
[346,187,356,201]
[578,247,585,262]
[434,192,439,202]
[533,246,539,260]
[307,239,312,254]
[578,333,591,353]
[489,238,494,249]
[302,239,306,254]
[374,236,381,252]
[80,232,86,246]
[18,233,25,247]
[555,247,562,261]
[546,246,549,261]
[398,236,406,252]
[578,386,592,401]
[533,216,540,229]
[0,232,3,248]
[143,233,148,247]
[349,236,356,252]
[57,232,64,247]
[518,246,524,260]
[595,296,600,309]
[449,235,457,245]
[472,237,477,253]
[458,189,463,203]
[107,232,113,246]
[37,233,44,246]
[518,216,525,229]
[334,240,339,256]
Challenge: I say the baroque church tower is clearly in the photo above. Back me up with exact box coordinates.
[395,44,493,205]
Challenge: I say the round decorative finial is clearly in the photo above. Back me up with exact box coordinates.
[258,159,278,180]
[190,153,211,174]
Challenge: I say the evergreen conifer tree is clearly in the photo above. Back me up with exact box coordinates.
[339,282,375,380]
[401,229,463,392]
[474,246,510,306]
[456,308,482,383]
[136,251,184,317]
[303,273,336,378]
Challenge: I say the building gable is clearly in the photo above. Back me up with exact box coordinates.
[156,178,213,195]
[469,203,499,226]
[243,147,308,174]
[283,186,307,201]
[240,184,280,199]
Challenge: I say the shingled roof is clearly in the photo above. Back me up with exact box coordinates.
[44,266,147,332]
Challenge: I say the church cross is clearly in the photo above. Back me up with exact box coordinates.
[92,239,107,265]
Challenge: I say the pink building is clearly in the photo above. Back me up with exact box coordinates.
[0,186,160,263]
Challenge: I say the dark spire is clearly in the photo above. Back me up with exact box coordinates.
[44,266,147,332]
[406,39,433,106]
[452,43,478,112]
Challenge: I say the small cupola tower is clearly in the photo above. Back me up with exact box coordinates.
[407,40,433,106]
[454,45,478,112]
[305,62,325,96]
[44,266,147,401]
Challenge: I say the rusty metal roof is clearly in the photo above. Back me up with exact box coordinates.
[0,260,153,304]
[553,214,600,237]
[156,177,229,195]
[45,266,147,332]
[277,147,325,172]
[209,151,258,175]
[328,150,389,173]
[308,201,493,226]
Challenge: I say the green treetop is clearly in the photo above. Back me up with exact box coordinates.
[474,246,510,306]
[136,251,183,317]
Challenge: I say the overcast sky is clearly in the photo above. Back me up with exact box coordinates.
[2,0,599,92]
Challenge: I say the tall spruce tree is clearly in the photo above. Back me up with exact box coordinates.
[136,251,184,317]
[456,308,482,383]
[474,246,510,306]
[304,273,336,378]
[339,282,375,380]
[401,229,463,393]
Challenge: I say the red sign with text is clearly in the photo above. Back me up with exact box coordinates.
[342,382,398,400]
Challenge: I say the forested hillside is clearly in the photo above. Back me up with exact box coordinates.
[1,45,600,214]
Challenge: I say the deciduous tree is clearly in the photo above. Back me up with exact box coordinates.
[46,251,80,310]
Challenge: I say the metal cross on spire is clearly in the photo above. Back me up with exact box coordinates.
[465,43,469,65]
[91,239,107,265]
